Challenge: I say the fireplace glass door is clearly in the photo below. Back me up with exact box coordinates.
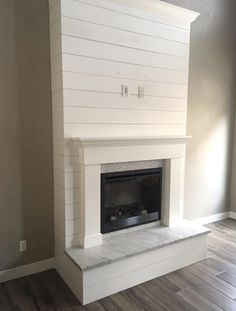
[101,168,162,233]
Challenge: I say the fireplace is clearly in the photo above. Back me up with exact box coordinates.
[101,168,162,233]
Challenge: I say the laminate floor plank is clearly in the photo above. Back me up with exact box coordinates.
[184,263,236,299]
[217,271,236,287]
[175,287,224,311]
[0,219,236,311]
[176,269,236,311]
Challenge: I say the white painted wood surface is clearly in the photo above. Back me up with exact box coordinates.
[49,1,199,301]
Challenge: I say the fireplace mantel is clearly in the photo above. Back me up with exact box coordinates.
[72,135,190,248]
[73,135,191,166]
[73,135,191,146]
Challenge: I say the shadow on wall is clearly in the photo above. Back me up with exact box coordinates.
[0,0,54,271]
[178,0,236,219]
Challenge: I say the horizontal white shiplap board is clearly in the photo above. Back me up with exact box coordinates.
[63,107,186,124]
[61,0,190,43]
[53,138,80,157]
[62,36,189,71]
[61,17,188,58]
[63,54,188,85]
[49,0,60,25]
[55,184,80,205]
[53,123,64,139]
[53,139,65,156]
[64,0,192,29]
[50,37,62,60]
[66,218,81,236]
[64,123,186,138]
[65,203,81,221]
[62,72,188,98]
[51,55,62,75]
[50,18,61,42]
[54,169,81,189]
[53,154,80,173]
[63,89,187,112]
[52,107,63,124]
[52,90,63,107]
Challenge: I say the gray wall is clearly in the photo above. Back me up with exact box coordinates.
[163,0,236,219]
[0,0,54,271]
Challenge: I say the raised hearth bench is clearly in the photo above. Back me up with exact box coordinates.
[55,135,210,305]
[65,224,210,304]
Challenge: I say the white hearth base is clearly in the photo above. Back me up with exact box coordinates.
[60,226,209,305]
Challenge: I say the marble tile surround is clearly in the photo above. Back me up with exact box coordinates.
[66,224,210,271]
[101,160,164,173]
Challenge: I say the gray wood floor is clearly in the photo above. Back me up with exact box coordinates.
[1,219,236,311]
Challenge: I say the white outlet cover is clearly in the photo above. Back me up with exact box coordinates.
[20,240,27,252]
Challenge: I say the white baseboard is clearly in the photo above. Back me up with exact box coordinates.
[230,212,236,220]
[188,212,230,226]
[0,258,55,283]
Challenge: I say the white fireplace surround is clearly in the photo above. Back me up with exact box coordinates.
[73,135,191,248]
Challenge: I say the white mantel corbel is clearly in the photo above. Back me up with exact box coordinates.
[73,136,191,248]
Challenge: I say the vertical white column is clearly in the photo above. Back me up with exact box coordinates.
[163,158,183,226]
[79,164,102,248]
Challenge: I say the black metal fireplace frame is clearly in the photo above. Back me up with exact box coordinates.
[101,167,162,234]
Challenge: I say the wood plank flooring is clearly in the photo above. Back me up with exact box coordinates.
[0,218,236,310]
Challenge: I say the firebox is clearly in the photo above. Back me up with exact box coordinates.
[101,168,162,233]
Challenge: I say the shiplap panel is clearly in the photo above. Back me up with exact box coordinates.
[62,72,188,98]
[60,0,190,43]
[64,124,186,138]
[65,203,81,221]
[66,218,81,236]
[49,1,61,25]
[63,54,188,84]
[65,0,192,29]
[63,107,186,124]
[65,187,80,205]
[50,37,62,59]
[52,90,63,107]
[50,19,61,42]
[51,55,62,75]
[63,90,187,112]
[53,138,65,156]
[62,36,189,72]
[52,107,63,124]
[61,17,189,58]
[53,154,80,173]
[54,169,80,189]
[53,123,64,139]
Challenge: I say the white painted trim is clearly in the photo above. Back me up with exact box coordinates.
[230,211,236,220]
[0,258,55,283]
[111,0,200,23]
[188,212,230,226]
[73,135,192,147]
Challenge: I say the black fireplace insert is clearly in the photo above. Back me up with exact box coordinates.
[101,168,162,233]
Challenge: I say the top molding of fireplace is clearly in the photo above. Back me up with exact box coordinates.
[105,0,200,24]
[73,135,191,147]
[48,0,199,26]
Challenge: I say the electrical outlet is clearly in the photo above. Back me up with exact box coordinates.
[20,240,27,252]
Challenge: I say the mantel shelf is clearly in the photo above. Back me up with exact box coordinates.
[72,135,192,147]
